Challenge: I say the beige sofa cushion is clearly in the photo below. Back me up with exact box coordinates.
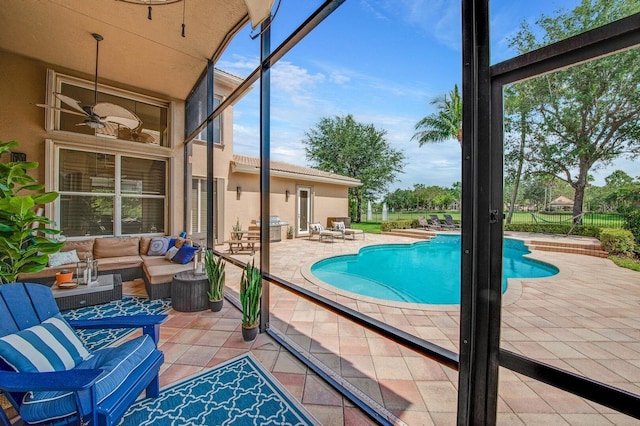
[61,239,94,260]
[142,257,192,285]
[140,237,151,255]
[94,237,140,258]
[97,256,144,272]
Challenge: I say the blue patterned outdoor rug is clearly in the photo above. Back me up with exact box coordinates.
[119,353,319,426]
[61,296,171,351]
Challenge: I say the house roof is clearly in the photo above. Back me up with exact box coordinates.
[232,154,362,187]
[0,0,249,99]
[549,195,574,206]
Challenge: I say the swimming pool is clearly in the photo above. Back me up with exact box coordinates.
[309,235,558,304]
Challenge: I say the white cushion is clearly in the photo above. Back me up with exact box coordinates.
[0,314,91,373]
[48,250,80,267]
[332,221,345,231]
[165,246,180,260]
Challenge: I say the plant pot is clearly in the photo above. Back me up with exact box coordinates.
[55,271,74,284]
[209,299,223,312]
[241,324,258,341]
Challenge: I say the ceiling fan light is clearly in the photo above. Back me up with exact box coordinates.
[243,0,275,30]
[86,120,106,129]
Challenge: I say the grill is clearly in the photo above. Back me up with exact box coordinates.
[254,216,289,242]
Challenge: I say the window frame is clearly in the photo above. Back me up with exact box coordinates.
[47,140,169,238]
[44,69,170,147]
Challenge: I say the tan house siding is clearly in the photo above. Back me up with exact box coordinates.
[0,50,187,236]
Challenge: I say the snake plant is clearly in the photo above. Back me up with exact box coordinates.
[240,259,262,327]
[205,249,225,301]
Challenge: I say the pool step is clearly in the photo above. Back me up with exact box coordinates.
[528,240,609,258]
[382,229,435,239]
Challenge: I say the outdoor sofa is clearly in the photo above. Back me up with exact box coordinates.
[18,236,197,300]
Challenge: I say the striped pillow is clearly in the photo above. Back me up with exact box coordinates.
[0,314,91,372]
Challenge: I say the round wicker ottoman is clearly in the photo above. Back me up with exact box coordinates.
[171,270,209,312]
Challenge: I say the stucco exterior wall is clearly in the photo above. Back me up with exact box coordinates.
[0,50,186,236]
[1,49,357,245]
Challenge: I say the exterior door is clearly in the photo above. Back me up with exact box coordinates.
[297,187,311,236]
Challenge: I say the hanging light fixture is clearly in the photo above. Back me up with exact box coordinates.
[116,0,187,37]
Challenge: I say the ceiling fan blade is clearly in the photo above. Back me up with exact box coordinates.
[35,104,87,117]
[54,93,90,116]
[92,103,141,130]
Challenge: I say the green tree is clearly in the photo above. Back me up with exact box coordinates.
[510,0,640,223]
[303,115,405,222]
[412,84,462,148]
[504,82,537,224]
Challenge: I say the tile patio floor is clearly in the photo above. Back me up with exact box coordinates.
[126,231,640,425]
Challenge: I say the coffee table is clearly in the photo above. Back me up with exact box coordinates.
[51,274,123,310]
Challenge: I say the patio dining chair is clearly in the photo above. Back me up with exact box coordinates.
[0,282,166,426]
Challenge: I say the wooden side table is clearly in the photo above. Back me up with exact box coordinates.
[171,270,209,312]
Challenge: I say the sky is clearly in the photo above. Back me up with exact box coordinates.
[218,0,640,194]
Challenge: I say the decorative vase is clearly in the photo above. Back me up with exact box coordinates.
[241,324,258,341]
[209,299,223,312]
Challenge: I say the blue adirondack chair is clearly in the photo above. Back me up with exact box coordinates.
[0,283,166,425]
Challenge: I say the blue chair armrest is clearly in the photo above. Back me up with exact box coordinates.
[67,314,167,329]
[0,369,103,393]
[68,314,167,345]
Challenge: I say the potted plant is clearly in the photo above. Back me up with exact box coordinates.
[239,259,262,341]
[0,140,63,283]
[204,248,225,312]
[231,218,242,240]
[287,225,294,239]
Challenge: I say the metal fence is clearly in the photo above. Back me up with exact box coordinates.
[364,210,626,228]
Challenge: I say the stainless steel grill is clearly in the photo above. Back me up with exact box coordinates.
[255,216,289,242]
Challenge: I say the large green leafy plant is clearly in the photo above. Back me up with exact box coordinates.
[239,259,262,328]
[0,140,63,283]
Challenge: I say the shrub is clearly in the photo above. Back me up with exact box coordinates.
[381,220,414,232]
[599,228,636,257]
[624,210,640,246]
[503,223,600,238]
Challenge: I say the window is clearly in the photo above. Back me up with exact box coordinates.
[194,96,222,144]
[185,70,223,144]
[191,178,222,242]
[48,71,169,147]
[58,148,166,237]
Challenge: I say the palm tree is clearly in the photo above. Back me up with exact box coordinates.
[412,84,462,148]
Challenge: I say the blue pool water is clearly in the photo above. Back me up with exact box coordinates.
[310,235,558,304]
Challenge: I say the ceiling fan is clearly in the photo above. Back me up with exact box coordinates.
[37,33,141,130]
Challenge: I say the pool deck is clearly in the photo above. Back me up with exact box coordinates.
[126,231,640,425]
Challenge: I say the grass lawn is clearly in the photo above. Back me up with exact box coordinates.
[351,222,382,234]
[609,255,640,272]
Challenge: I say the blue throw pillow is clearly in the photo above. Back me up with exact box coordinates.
[171,244,198,264]
[148,237,170,256]
[168,238,177,249]
[0,314,91,372]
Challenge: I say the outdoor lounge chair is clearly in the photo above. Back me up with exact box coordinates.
[430,214,455,230]
[309,223,344,242]
[443,214,461,229]
[0,282,166,426]
[331,221,365,240]
[417,216,430,229]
